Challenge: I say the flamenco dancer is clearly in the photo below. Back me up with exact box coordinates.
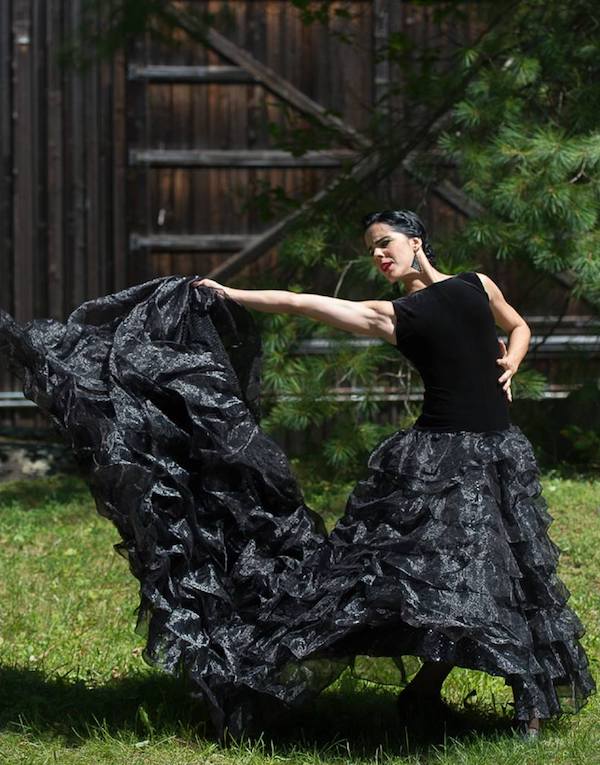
[0,209,595,744]
[189,209,595,739]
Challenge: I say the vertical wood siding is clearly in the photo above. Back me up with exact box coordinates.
[1,0,130,411]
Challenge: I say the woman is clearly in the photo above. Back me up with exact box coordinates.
[188,209,595,739]
[0,210,594,743]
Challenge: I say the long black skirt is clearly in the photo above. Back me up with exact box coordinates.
[0,276,595,738]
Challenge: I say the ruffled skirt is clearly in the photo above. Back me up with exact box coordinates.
[0,276,595,739]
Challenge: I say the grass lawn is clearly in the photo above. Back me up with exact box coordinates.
[0,470,598,764]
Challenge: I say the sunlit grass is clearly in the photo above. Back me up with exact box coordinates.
[0,471,598,764]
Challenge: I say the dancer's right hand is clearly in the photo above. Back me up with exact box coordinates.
[191,278,225,290]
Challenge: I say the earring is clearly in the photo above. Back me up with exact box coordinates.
[411,251,421,272]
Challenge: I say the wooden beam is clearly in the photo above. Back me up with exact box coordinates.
[0,382,586,408]
[263,327,600,364]
[127,64,258,83]
[373,0,391,119]
[112,49,128,291]
[373,0,391,196]
[0,392,38,408]
[0,0,13,319]
[294,335,600,356]
[69,0,87,310]
[167,8,371,152]
[129,148,356,168]
[129,234,259,252]
[127,36,152,284]
[12,0,35,324]
[85,34,100,300]
[46,0,65,319]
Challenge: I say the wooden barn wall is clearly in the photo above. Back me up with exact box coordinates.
[131,0,376,284]
[0,0,128,407]
[1,0,596,430]
[130,0,479,282]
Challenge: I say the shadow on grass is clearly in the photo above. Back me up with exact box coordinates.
[0,665,518,756]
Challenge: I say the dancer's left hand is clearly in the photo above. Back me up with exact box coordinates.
[496,338,516,403]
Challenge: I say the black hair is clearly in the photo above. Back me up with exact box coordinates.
[362,209,436,265]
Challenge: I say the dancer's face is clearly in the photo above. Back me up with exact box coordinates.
[364,223,421,282]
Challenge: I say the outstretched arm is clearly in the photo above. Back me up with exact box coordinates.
[192,277,396,341]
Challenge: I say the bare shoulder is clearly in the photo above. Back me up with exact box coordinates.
[472,271,495,301]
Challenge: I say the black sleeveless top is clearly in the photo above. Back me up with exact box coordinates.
[391,271,511,432]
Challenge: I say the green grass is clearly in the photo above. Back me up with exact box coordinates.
[0,472,598,764]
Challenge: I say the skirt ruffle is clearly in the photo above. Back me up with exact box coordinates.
[287,425,595,723]
[0,275,595,738]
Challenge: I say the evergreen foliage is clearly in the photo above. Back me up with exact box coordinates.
[436,0,600,304]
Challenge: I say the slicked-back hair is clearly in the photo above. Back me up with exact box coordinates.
[362,210,436,265]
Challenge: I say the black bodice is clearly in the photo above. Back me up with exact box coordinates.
[391,271,511,432]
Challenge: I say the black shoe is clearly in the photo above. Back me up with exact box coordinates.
[395,686,421,721]
[395,687,464,737]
